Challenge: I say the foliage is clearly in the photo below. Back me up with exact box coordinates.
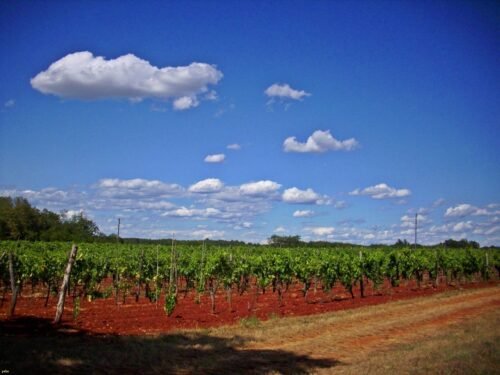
[0,241,498,317]
[0,197,100,242]
[441,238,480,249]
[268,235,302,247]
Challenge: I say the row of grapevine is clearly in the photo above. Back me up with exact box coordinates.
[0,241,498,317]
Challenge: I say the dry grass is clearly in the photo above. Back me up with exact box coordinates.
[335,309,500,375]
[1,285,498,374]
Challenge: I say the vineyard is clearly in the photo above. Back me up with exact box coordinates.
[1,241,498,330]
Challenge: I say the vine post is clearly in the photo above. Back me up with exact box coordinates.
[155,244,159,308]
[54,244,78,324]
[7,249,19,318]
[359,250,365,298]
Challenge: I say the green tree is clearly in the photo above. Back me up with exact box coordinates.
[268,235,302,247]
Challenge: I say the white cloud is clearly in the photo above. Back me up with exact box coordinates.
[432,198,446,208]
[350,183,411,199]
[452,221,474,232]
[444,203,499,218]
[234,221,253,230]
[274,226,287,234]
[334,201,348,209]
[204,154,226,163]
[293,210,314,218]
[308,227,335,236]
[4,99,15,108]
[204,90,218,101]
[163,206,221,218]
[239,180,281,197]
[282,187,321,204]
[445,204,476,218]
[96,178,183,198]
[227,143,241,150]
[400,214,429,228]
[5,188,81,205]
[265,83,310,101]
[5,178,498,246]
[484,226,500,236]
[283,130,359,153]
[173,96,199,110]
[188,178,224,193]
[31,51,223,110]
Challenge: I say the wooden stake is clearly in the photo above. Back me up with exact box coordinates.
[54,244,78,324]
[8,250,19,318]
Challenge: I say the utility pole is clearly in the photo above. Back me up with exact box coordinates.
[414,213,418,250]
[117,218,121,242]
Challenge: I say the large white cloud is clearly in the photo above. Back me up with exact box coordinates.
[283,130,358,153]
[239,180,281,197]
[204,154,226,163]
[265,83,310,101]
[31,51,223,109]
[188,178,224,193]
[349,183,411,199]
[282,187,321,204]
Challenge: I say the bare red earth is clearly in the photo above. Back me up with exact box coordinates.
[1,279,498,335]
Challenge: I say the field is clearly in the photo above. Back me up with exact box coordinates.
[1,286,498,374]
[1,242,499,373]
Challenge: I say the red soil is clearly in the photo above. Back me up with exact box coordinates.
[1,279,497,336]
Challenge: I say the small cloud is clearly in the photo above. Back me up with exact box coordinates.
[307,226,335,236]
[284,130,358,153]
[293,210,314,218]
[234,221,253,230]
[150,103,167,112]
[162,207,221,218]
[444,203,497,218]
[173,96,199,111]
[432,198,446,208]
[334,201,348,209]
[214,103,235,118]
[349,183,411,200]
[265,83,310,101]
[204,154,225,163]
[188,178,224,193]
[96,178,183,198]
[282,187,331,205]
[274,226,287,234]
[191,229,225,239]
[227,143,241,150]
[400,214,430,228]
[4,99,15,108]
[204,90,218,101]
[239,180,281,197]
[452,221,474,232]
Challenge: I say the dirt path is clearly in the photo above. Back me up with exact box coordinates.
[246,286,499,351]
[233,285,500,373]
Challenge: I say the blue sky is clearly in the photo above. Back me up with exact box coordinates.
[1,0,499,245]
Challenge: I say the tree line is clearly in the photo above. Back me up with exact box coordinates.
[0,196,492,248]
[0,197,99,242]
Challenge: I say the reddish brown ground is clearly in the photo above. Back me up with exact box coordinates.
[0,278,497,335]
